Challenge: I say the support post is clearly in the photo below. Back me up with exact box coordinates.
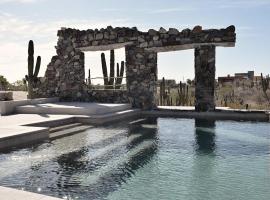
[125,45,158,109]
[194,45,216,111]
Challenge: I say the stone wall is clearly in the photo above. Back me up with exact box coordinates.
[86,89,128,103]
[35,25,236,111]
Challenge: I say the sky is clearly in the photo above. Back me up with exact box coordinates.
[0,0,270,83]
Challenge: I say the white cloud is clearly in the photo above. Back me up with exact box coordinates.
[216,0,270,8]
[148,7,197,14]
[0,13,131,82]
[0,0,40,4]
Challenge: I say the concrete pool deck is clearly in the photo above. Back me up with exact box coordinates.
[16,102,132,115]
[0,186,62,200]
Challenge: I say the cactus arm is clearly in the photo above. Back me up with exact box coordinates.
[116,63,120,83]
[88,68,91,85]
[28,40,34,78]
[109,50,115,86]
[119,61,125,83]
[101,53,109,85]
[33,56,41,77]
[115,63,120,89]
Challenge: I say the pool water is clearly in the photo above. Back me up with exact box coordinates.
[0,118,269,200]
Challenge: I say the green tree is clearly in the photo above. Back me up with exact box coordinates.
[0,75,9,90]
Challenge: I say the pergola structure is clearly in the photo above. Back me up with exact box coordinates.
[36,25,236,111]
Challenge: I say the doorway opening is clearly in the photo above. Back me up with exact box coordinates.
[157,49,195,106]
[84,47,126,90]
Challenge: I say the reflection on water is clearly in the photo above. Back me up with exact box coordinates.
[194,119,216,154]
[0,118,269,200]
[0,118,159,200]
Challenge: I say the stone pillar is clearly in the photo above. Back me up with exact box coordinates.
[125,45,157,109]
[194,45,216,111]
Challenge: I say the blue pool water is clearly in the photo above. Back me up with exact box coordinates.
[0,118,269,200]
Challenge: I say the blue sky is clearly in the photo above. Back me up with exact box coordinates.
[0,0,270,83]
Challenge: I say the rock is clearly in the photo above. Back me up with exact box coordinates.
[153,35,159,41]
[182,28,191,37]
[168,28,179,35]
[159,27,167,34]
[139,42,148,48]
[148,29,157,36]
[192,25,202,33]
[95,33,103,40]
[226,25,235,32]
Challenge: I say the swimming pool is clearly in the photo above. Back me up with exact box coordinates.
[0,118,269,200]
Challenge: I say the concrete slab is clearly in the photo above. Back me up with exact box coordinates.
[0,97,59,115]
[0,114,74,127]
[0,186,61,200]
[0,114,75,150]
[16,102,132,115]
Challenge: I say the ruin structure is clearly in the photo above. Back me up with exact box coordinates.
[35,25,236,111]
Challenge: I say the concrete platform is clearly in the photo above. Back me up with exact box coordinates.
[0,186,61,200]
[16,102,132,115]
[0,97,59,115]
[0,114,76,150]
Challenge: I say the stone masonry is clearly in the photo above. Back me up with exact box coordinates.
[195,46,216,111]
[35,25,236,110]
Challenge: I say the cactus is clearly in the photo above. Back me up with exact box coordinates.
[115,61,125,89]
[176,81,189,106]
[108,50,115,88]
[101,50,115,89]
[101,52,109,87]
[159,77,165,105]
[25,40,41,99]
[261,73,270,103]
[88,68,91,86]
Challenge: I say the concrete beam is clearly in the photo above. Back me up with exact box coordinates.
[77,42,134,51]
[146,42,235,53]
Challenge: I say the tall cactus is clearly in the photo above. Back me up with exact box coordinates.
[25,40,41,99]
[160,77,165,106]
[88,68,91,86]
[101,52,109,86]
[101,50,115,89]
[108,50,115,87]
[176,81,189,106]
[115,61,125,89]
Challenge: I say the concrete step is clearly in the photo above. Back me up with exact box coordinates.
[16,102,132,115]
[49,123,82,133]
[49,125,92,139]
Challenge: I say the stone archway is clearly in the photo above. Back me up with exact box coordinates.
[35,25,236,111]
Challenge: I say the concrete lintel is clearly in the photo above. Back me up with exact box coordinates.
[146,42,235,52]
[77,42,134,51]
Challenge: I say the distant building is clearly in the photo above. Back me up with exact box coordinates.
[218,70,260,86]
[217,75,235,85]
[234,70,254,80]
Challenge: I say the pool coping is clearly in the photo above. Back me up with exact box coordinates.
[143,108,270,122]
[0,186,62,200]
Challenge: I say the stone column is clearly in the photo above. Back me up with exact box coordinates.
[194,45,216,111]
[125,45,157,109]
